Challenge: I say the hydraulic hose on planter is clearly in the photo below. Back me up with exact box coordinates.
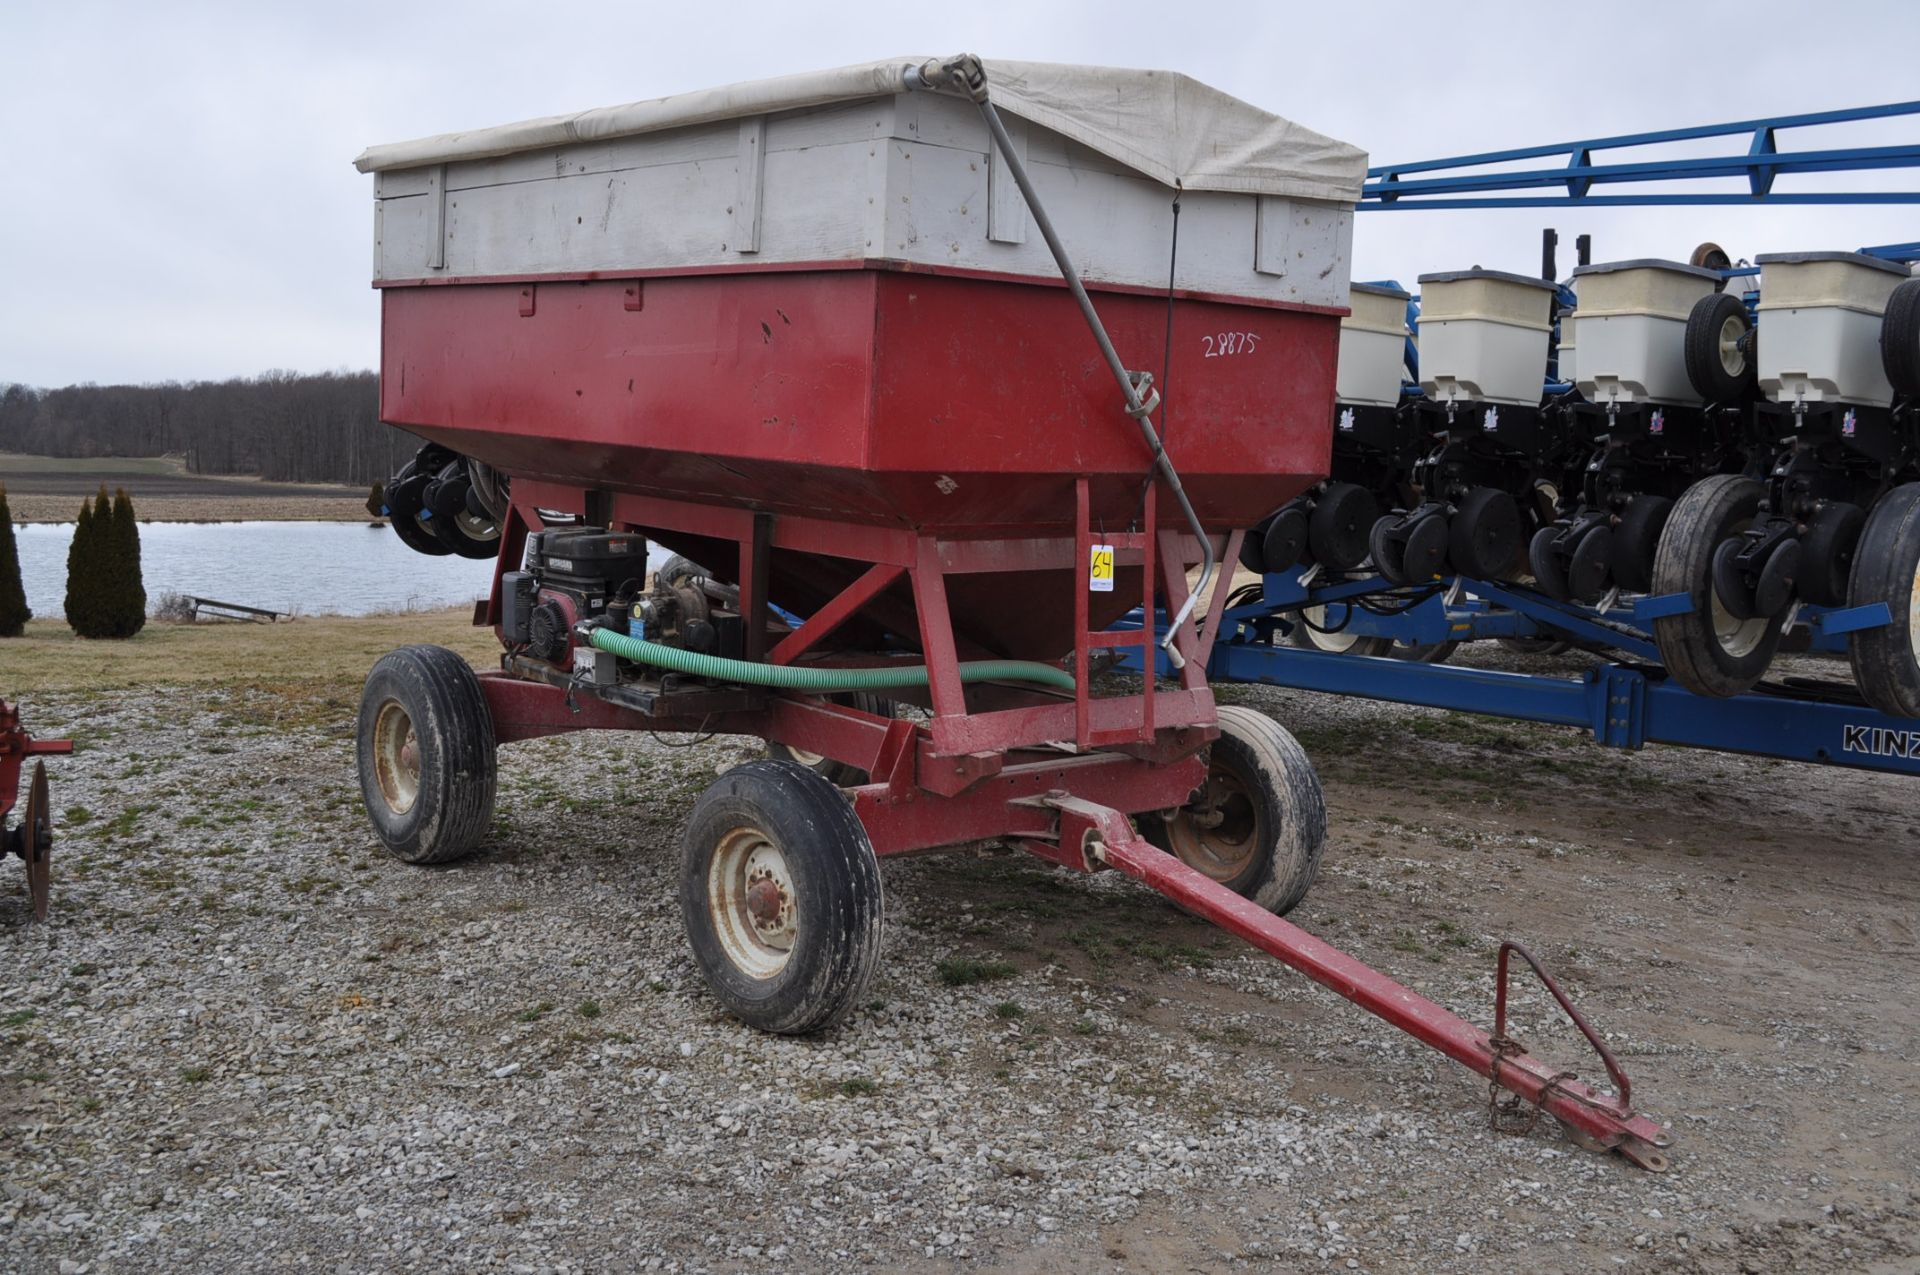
[584,626,1077,693]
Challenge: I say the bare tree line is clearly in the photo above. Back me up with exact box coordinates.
[0,372,422,486]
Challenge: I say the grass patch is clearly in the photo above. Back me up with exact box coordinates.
[935,956,1016,987]
[7,608,501,695]
[991,1001,1026,1020]
[515,1002,555,1024]
[576,1001,602,1020]
[180,1065,211,1083]
[3,1009,37,1027]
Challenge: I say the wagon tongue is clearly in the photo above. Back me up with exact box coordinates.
[1056,800,1674,1170]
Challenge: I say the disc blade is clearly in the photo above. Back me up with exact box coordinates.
[23,761,50,923]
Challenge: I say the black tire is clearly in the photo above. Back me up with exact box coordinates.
[1288,605,1391,657]
[392,511,453,556]
[1848,484,1920,718]
[767,692,899,786]
[1882,277,1920,398]
[1261,504,1311,574]
[357,645,497,864]
[1498,636,1572,656]
[1309,483,1378,572]
[1528,525,1570,601]
[1238,519,1271,575]
[1369,516,1410,586]
[1651,475,1784,697]
[657,554,708,588]
[1684,292,1756,403]
[1567,522,1614,603]
[1139,705,1325,916]
[1799,501,1866,607]
[426,507,503,560]
[680,760,884,1034]
[1449,487,1521,581]
[384,473,453,558]
[1394,639,1459,664]
[1612,494,1673,594]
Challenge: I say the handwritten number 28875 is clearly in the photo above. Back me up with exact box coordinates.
[1200,332,1259,358]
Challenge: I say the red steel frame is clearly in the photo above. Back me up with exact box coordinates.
[0,701,70,823]
[460,475,1674,1170]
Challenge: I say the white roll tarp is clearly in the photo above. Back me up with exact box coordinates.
[353,56,1366,204]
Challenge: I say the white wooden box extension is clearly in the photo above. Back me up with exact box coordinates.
[357,60,1367,310]
[1756,252,1908,405]
[1570,259,1722,405]
[1416,269,1558,407]
[1336,283,1410,407]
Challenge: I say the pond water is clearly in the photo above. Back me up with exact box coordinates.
[14,520,510,619]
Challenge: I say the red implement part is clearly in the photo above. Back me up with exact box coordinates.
[2,701,73,923]
[1085,823,1673,1171]
[382,267,1335,660]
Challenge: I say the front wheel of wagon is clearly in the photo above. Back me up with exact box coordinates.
[681,760,884,1034]
[356,645,497,865]
[1140,705,1326,916]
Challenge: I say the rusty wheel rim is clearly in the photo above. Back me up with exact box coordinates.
[709,827,797,979]
[371,699,422,816]
[1163,760,1263,884]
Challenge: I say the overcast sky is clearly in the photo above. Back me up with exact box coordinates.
[4,0,1915,387]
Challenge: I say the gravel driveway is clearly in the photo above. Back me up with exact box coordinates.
[3,652,1917,1272]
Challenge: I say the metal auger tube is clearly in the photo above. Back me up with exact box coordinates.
[906,54,1215,669]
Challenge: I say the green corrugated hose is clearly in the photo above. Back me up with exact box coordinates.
[585,626,1077,692]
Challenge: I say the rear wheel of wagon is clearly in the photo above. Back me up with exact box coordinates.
[767,692,899,786]
[681,760,884,1034]
[357,645,497,864]
[1140,705,1326,916]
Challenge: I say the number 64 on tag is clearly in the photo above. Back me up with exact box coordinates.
[1089,543,1115,593]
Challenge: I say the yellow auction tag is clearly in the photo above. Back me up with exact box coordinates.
[1089,543,1115,593]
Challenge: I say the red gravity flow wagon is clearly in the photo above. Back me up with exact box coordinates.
[351,55,1671,1169]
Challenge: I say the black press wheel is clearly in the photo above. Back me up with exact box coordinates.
[1308,483,1378,572]
[1449,486,1521,581]
[1261,503,1312,574]
[1848,484,1920,719]
[1883,277,1920,398]
[356,645,497,864]
[1651,475,1784,698]
[767,692,899,786]
[1684,292,1756,403]
[1611,494,1674,594]
[1238,518,1272,574]
[680,760,884,1034]
[1140,705,1326,916]
[426,508,504,560]
[384,466,452,558]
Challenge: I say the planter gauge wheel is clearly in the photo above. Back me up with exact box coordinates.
[1848,484,1920,719]
[1651,475,1784,698]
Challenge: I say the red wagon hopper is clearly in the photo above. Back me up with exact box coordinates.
[352,55,1671,1168]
